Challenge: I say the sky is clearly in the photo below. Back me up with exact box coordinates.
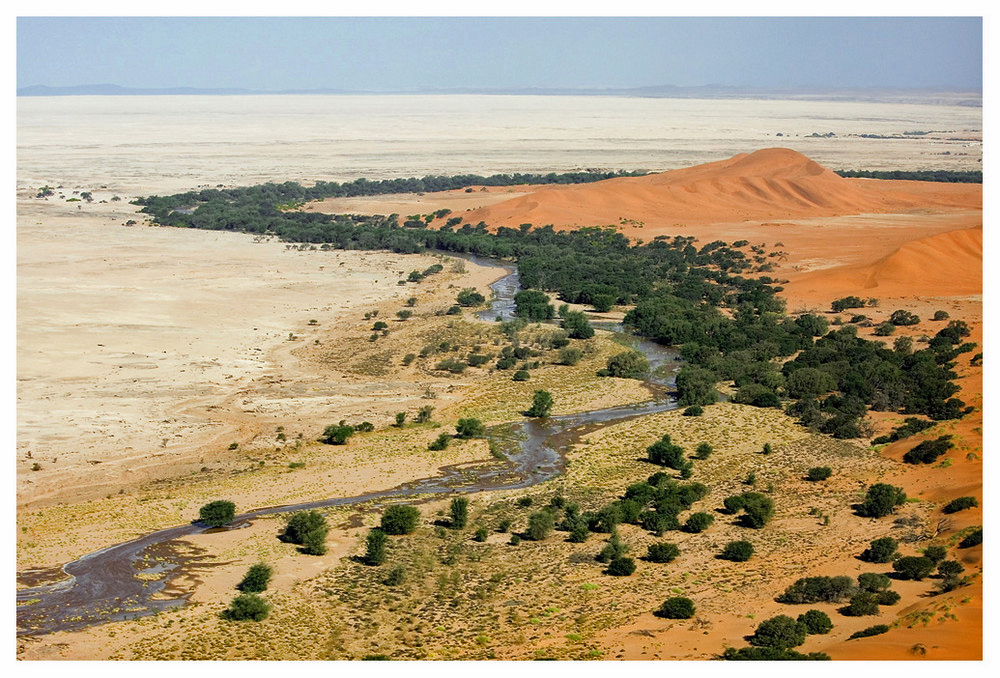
[16,15,984,92]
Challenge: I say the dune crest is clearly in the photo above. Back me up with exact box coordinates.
[461,148,981,229]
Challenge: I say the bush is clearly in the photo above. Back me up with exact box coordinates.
[942,496,978,514]
[892,556,935,580]
[682,512,714,533]
[602,350,650,379]
[526,510,555,541]
[512,369,530,381]
[607,557,636,576]
[682,405,704,417]
[474,526,489,542]
[381,505,420,535]
[749,615,808,649]
[777,576,855,604]
[722,647,830,660]
[455,418,485,438]
[806,466,832,481]
[237,563,273,593]
[797,610,833,635]
[646,542,681,563]
[932,310,950,321]
[561,310,594,339]
[384,565,406,586]
[922,545,947,563]
[889,309,920,326]
[694,443,713,459]
[848,625,889,640]
[365,529,388,565]
[513,289,554,321]
[873,322,895,336]
[450,497,469,529]
[720,540,754,562]
[526,390,554,417]
[877,590,901,605]
[937,560,965,578]
[843,591,880,617]
[857,572,891,592]
[428,432,451,451]
[596,533,628,563]
[959,527,982,548]
[857,483,906,518]
[657,596,695,619]
[222,593,271,621]
[199,500,236,527]
[320,423,354,445]
[723,495,745,514]
[456,288,485,307]
[902,436,953,464]
[737,492,775,528]
[559,347,583,366]
[282,510,330,555]
[860,536,899,563]
[646,434,686,469]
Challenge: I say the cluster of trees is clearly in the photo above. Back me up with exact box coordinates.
[722,612,832,660]
[835,169,982,183]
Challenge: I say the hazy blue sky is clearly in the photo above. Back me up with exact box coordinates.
[17,16,983,91]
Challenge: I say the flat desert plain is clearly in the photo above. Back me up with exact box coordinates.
[17,146,983,660]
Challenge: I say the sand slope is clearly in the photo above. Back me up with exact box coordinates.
[459,148,980,230]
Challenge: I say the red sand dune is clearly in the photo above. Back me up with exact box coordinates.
[460,148,980,230]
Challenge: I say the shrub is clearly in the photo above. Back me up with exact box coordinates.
[777,576,855,604]
[959,527,982,548]
[937,560,964,578]
[723,495,745,514]
[843,591,880,616]
[831,296,866,313]
[694,443,713,459]
[383,565,406,586]
[517,497,533,508]
[607,557,636,576]
[526,390,554,417]
[877,590,901,605]
[857,483,906,518]
[873,322,895,336]
[237,563,273,593]
[365,529,388,565]
[797,610,833,635]
[682,405,704,417]
[381,505,420,535]
[646,434,686,469]
[722,647,830,661]
[320,423,354,445]
[749,615,808,649]
[199,500,236,528]
[223,593,271,621]
[428,432,451,451]
[848,625,889,640]
[806,466,832,481]
[446,497,470,529]
[857,572,892,592]
[526,510,555,541]
[889,309,920,326]
[892,556,935,580]
[922,545,947,563]
[737,492,775,528]
[474,526,489,542]
[559,347,583,366]
[561,310,594,339]
[932,310,950,321]
[354,421,375,432]
[646,542,681,563]
[395,310,412,321]
[596,533,628,563]
[455,418,485,438]
[860,536,899,563]
[509,534,521,545]
[602,350,650,379]
[568,523,590,543]
[683,512,714,533]
[456,288,485,307]
[657,597,695,619]
[512,369,530,381]
[720,540,754,562]
[942,496,978,514]
[902,436,953,464]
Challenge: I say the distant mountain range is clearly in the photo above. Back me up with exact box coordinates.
[16,83,982,106]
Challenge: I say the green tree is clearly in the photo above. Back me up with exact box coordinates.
[607,556,636,576]
[922,545,948,564]
[415,405,434,423]
[428,432,451,450]
[561,310,594,339]
[857,572,891,592]
[456,288,486,307]
[720,540,754,562]
[646,542,681,563]
[942,496,978,514]
[456,418,486,438]
[222,593,271,621]
[513,290,554,322]
[749,615,808,649]
[858,483,907,518]
[237,563,273,593]
[737,492,775,528]
[797,610,833,634]
[860,536,899,563]
[365,528,388,565]
[199,500,236,528]
[282,510,330,555]
[682,512,714,533]
[394,411,408,427]
[892,556,936,580]
[450,497,469,529]
[675,366,718,406]
[843,591,880,616]
[526,510,555,541]
[806,466,832,481]
[657,597,695,619]
[694,443,713,460]
[381,505,420,535]
[526,390,554,418]
[602,350,650,379]
[559,347,583,366]
[320,423,354,445]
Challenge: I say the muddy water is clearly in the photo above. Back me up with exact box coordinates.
[16,260,678,636]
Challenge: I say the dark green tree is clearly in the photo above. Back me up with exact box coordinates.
[602,350,650,379]
[526,390,554,417]
[526,510,555,541]
[450,497,469,529]
[456,418,486,438]
[860,536,899,563]
[199,500,236,528]
[646,542,681,563]
[237,563,273,593]
[719,540,754,562]
[381,505,420,535]
[892,556,935,580]
[749,615,808,649]
[657,597,695,619]
[607,556,636,576]
[365,529,388,565]
[857,483,907,518]
[797,610,833,634]
[222,593,271,621]
[320,423,354,445]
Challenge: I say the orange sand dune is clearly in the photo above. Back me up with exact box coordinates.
[460,148,981,231]
[784,225,982,301]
